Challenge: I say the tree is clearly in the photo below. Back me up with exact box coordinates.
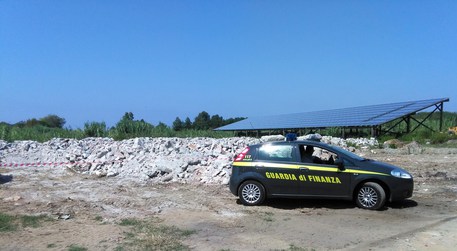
[40,114,66,128]
[184,117,192,130]
[121,112,134,121]
[14,119,39,128]
[156,122,168,130]
[113,112,154,139]
[172,117,183,131]
[193,111,210,130]
[210,114,224,129]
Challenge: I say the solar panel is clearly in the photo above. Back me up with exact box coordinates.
[215,98,449,131]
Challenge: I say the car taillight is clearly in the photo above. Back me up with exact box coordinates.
[235,147,250,161]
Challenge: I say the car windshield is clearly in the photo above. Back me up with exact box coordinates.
[324,144,366,161]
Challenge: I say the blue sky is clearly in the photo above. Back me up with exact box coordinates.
[1,1,456,129]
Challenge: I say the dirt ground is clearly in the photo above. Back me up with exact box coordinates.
[1,147,457,251]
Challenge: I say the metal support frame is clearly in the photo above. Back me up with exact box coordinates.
[378,101,445,137]
[410,102,444,133]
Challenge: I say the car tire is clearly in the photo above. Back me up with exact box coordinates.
[238,180,266,206]
[356,182,386,210]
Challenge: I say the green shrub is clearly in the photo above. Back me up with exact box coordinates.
[110,113,155,140]
[429,132,453,144]
[0,123,11,141]
[84,122,108,137]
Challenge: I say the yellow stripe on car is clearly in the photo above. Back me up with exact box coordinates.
[232,162,389,176]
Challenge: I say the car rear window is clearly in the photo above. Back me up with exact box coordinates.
[257,144,294,162]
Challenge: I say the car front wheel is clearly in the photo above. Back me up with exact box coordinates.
[356,182,386,210]
[238,180,265,206]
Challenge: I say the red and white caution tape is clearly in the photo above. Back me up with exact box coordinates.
[0,160,123,167]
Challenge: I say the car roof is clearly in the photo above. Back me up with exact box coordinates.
[252,140,353,156]
[252,140,330,148]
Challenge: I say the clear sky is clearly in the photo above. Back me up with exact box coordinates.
[1,1,456,129]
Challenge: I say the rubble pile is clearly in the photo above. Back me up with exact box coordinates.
[0,135,379,184]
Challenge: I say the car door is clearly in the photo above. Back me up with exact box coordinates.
[256,143,300,196]
[296,144,352,198]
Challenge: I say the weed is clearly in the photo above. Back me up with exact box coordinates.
[114,246,126,251]
[21,215,51,228]
[0,213,51,232]
[94,215,103,222]
[273,245,313,251]
[119,218,142,226]
[262,212,275,222]
[0,213,17,232]
[67,245,88,251]
[47,243,56,248]
[287,245,314,251]
[117,217,196,251]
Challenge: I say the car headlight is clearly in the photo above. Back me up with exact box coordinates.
[391,169,412,179]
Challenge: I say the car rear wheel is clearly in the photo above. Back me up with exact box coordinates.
[356,182,386,210]
[238,180,265,206]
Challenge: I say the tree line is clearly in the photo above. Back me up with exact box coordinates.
[3,111,456,144]
[0,111,245,142]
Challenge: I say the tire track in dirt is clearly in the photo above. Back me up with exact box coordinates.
[345,216,457,250]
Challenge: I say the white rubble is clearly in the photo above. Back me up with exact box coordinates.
[0,135,378,184]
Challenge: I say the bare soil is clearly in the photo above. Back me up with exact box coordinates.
[1,148,457,251]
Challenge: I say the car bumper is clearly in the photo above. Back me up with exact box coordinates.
[229,174,238,196]
[389,178,414,201]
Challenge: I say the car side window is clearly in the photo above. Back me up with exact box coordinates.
[299,145,338,165]
[258,144,294,162]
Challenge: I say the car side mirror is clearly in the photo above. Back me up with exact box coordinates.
[335,159,345,170]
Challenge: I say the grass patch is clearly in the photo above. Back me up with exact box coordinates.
[68,245,88,251]
[262,212,275,222]
[119,218,141,226]
[281,245,315,251]
[0,213,17,232]
[0,213,52,232]
[117,217,196,251]
[21,214,51,228]
[273,245,314,251]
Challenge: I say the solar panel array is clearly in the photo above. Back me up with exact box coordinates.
[215,98,449,131]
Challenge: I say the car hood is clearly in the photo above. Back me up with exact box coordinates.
[354,159,408,174]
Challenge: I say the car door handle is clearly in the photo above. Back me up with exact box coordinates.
[299,167,309,171]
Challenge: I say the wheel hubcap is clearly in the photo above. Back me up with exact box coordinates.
[242,184,261,203]
[358,187,378,208]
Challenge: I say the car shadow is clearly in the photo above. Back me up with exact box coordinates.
[0,174,13,184]
[236,198,418,210]
[387,199,418,209]
[235,198,357,210]
[266,198,356,210]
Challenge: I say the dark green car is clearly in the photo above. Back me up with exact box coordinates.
[229,139,413,210]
